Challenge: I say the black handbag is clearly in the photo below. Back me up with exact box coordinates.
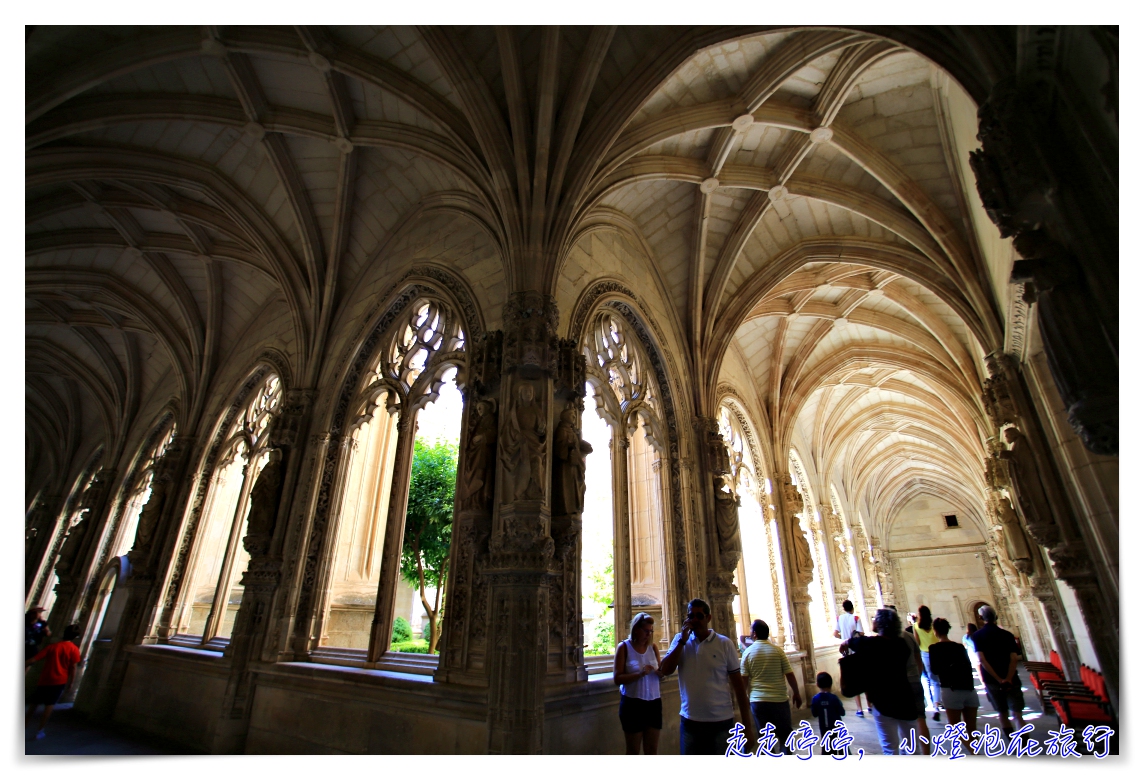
[839,650,867,697]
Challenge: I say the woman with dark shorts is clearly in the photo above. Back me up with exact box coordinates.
[929,617,981,752]
[614,612,663,753]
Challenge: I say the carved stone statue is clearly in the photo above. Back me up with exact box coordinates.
[995,493,1034,569]
[243,449,284,556]
[712,474,741,560]
[459,398,497,512]
[552,402,592,517]
[500,382,547,501]
[781,478,814,575]
[861,549,878,590]
[999,426,1058,546]
[133,473,170,552]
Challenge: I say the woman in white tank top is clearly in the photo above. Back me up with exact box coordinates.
[613,612,663,754]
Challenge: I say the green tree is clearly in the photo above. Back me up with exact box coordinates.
[391,616,412,644]
[400,438,457,654]
[584,551,615,656]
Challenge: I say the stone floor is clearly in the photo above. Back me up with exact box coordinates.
[22,704,191,755]
[22,664,1109,757]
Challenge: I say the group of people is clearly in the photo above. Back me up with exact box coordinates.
[612,599,844,755]
[839,602,1026,754]
[24,607,84,741]
[613,597,1028,756]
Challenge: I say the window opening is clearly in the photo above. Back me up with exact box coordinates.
[944,514,959,528]
[581,381,614,656]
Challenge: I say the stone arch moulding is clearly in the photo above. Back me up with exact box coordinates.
[290,264,482,656]
[567,279,692,619]
[153,357,285,640]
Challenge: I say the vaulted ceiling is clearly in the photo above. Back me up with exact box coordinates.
[27,26,1007,536]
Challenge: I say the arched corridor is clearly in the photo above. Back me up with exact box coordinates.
[25,24,1116,754]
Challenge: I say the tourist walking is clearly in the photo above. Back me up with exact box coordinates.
[841,609,918,755]
[25,624,82,740]
[740,619,801,753]
[970,605,1027,736]
[929,617,980,752]
[659,599,756,754]
[893,606,931,751]
[613,611,663,754]
[914,605,941,720]
[810,672,846,755]
[833,599,866,717]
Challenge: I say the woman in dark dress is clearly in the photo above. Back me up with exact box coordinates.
[841,608,918,754]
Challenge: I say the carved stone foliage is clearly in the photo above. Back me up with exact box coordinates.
[502,292,558,374]
[970,79,1117,455]
[55,468,114,579]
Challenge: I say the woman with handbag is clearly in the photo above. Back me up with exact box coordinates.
[841,609,918,754]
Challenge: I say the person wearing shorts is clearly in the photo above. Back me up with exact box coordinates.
[970,605,1026,735]
[25,624,82,740]
[613,611,663,754]
[929,617,981,753]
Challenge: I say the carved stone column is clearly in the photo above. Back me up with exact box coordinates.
[48,467,118,636]
[546,340,589,683]
[1048,545,1119,715]
[485,292,558,754]
[25,493,63,597]
[610,432,633,644]
[700,417,739,638]
[970,71,1117,456]
[775,474,815,700]
[436,331,502,685]
[90,435,196,719]
[1029,573,1081,680]
[366,409,418,661]
[211,389,313,753]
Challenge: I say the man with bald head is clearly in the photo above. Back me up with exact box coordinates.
[970,605,1027,735]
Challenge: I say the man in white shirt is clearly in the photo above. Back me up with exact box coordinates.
[659,598,756,754]
[833,599,866,717]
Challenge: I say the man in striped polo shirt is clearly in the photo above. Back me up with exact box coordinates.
[740,619,802,754]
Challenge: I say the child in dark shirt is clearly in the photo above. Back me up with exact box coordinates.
[811,671,847,755]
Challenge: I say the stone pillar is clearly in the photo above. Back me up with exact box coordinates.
[610,432,633,646]
[90,435,196,719]
[546,340,589,682]
[211,389,313,753]
[700,417,738,638]
[1048,546,1118,715]
[775,474,815,700]
[970,68,1116,456]
[25,493,63,597]
[366,409,418,661]
[1029,573,1081,679]
[48,467,118,636]
[436,330,502,685]
[485,292,558,754]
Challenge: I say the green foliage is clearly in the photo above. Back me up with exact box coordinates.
[583,550,615,656]
[392,616,412,644]
[400,439,457,590]
[391,639,430,654]
[588,620,616,656]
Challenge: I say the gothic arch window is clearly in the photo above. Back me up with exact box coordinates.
[33,458,101,615]
[172,373,281,644]
[111,421,177,560]
[315,297,466,657]
[717,402,784,643]
[581,311,670,652]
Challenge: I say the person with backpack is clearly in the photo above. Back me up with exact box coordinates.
[25,607,50,660]
[25,623,83,740]
[833,599,866,717]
